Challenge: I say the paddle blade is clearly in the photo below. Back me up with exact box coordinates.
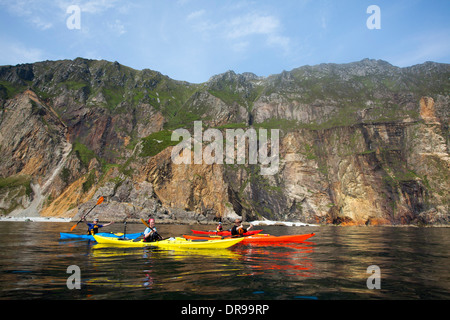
[96,196,104,205]
[70,222,79,231]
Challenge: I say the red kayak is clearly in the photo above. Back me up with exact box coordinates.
[191,229,262,236]
[183,233,315,244]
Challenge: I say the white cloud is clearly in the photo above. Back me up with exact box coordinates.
[224,12,291,54]
[184,9,292,55]
[0,0,55,30]
[32,16,53,30]
[54,0,122,14]
[187,9,206,21]
[79,0,121,14]
[185,9,219,38]
[0,0,33,16]
[267,34,291,53]
[0,0,126,31]
[108,19,126,36]
[226,13,280,39]
[0,39,45,66]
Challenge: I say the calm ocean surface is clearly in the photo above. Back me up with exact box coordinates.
[0,221,449,300]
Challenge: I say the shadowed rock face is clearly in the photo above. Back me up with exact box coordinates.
[0,58,448,225]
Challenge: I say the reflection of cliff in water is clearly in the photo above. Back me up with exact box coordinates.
[235,242,315,277]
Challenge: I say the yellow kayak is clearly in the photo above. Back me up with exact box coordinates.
[93,235,244,249]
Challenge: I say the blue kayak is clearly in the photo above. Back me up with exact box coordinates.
[60,232,143,241]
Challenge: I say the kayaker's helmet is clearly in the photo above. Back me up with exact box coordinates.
[148,218,155,224]
[93,218,99,222]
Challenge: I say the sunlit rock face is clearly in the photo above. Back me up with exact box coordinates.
[0,59,448,225]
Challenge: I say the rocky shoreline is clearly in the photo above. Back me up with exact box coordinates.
[2,214,449,228]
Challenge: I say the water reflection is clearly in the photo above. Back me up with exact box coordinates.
[86,238,318,298]
[233,242,316,277]
[87,243,246,296]
[1,222,450,299]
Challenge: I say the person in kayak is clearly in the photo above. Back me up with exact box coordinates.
[83,217,114,235]
[144,218,162,242]
[231,219,253,236]
[216,222,223,232]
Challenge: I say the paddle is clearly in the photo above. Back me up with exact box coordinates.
[121,210,133,240]
[70,196,104,231]
[140,218,150,228]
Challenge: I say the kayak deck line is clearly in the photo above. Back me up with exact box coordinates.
[93,235,244,249]
[191,229,263,236]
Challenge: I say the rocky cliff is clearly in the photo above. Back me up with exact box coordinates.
[0,58,448,225]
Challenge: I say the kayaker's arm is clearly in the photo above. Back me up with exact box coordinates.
[147,228,163,241]
[144,227,157,237]
[102,221,115,227]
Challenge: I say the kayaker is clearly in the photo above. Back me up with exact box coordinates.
[216,222,223,232]
[144,218,162,242]
[83,217,114,235]
[231,219,253,236]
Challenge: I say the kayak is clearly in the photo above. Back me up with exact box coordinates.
[93,235,244,249]
[191,229,262,236]
[60,232,143,241]
[183,233,315,244]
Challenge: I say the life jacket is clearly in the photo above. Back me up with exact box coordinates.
[143,231,159,242]
[231,226,246,236]
[88,224,99,235]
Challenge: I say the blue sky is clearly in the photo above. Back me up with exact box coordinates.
[0,0,449,83]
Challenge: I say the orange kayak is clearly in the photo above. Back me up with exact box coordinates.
[183,233,315,244]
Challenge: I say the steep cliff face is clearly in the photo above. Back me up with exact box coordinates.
[0,58,448,225]
[0,90,76,216]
